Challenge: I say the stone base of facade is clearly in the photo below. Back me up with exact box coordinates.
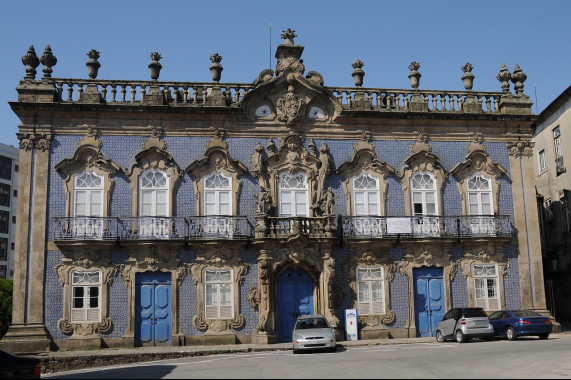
[360,328,390,340]
[0,323,52,354]
[57,334,102,350]
[252,332,277,345]
[202,332,237,345]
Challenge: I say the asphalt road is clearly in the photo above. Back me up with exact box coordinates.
[43,335,571,379]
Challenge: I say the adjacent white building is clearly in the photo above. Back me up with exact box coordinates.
[0,143,18,279]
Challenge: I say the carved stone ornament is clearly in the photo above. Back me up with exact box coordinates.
[189,248,248,332]
[398,133,448,216]
[55,127,121,217]
[54,246,118,336]
[22,45,40,80]
[17,132,52,152]
[342,249,396,327]
[466,132,485,154]
[450,141,507,215]
[186,129,247,216]
[273,246,322,272]
[250,141,267,180]
[337,132,396,216]
[276,85,304,125]
[507,139,534,157]
[247,287,261,311]
[399,245,456,282]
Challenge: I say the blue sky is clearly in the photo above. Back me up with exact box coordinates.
[1,0,570,147]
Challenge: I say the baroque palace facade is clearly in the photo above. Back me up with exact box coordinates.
[1,30,552,353]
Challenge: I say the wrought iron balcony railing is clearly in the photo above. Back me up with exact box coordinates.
[53,217,120,241]
[119,217,188,240]
[341,215,515,239]
[187,216,251,240]
[266,216,337,239]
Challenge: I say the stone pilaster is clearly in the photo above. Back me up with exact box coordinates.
[0,133,52,354]
[507,140,548,312]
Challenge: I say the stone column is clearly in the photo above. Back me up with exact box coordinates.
[253,250,277,344]
[0,133,52,354]
[507,140,549,313]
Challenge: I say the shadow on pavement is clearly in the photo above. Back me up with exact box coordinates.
[48,364,176,379]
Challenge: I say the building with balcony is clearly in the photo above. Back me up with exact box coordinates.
[0,143,18,280]
[0,31,552,353]
[532,84,571,321]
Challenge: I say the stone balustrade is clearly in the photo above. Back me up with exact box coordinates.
[266,216,337,239]
[50,79,254,105]
[327,87,503,113]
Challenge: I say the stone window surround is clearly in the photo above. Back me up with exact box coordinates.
[459,244,509,311]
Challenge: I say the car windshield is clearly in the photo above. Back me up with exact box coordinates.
[295,318,330,329]
[513,310,541,318]
[463,308,488,318]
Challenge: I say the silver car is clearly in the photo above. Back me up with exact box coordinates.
[436,307,494,343]
[292,314,336,353]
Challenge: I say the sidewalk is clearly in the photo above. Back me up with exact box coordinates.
[37,331,571,375]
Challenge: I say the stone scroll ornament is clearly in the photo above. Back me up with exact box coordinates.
[276,85,304,125]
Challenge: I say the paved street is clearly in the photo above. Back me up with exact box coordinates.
[43,335,571,379]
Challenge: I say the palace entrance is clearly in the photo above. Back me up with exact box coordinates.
[277,268,314,342]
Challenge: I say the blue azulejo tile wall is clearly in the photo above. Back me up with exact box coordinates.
[45,251,66,341]
[503,245,521,310]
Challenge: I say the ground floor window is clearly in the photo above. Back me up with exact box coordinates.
[205,269,233,319]
[473,264,500,310]
[357,267,385,315]
[71,270,101,323]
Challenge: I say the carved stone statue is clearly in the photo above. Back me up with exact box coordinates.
[324,187,335,215]
[255,187,272,215]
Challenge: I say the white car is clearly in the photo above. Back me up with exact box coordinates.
[292,314,336,353]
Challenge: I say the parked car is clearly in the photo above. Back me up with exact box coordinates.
[435,307,494,343]
[0,349,41,379]
[489,309,552,340]
[292,314,336,353]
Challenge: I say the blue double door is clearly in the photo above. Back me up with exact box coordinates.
[277,268,314,342]
[413,267,446,337]
[135,271,172,346]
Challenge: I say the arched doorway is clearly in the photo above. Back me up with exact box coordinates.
[277,268,314,342]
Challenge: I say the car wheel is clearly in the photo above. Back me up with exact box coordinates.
[506,327,517,341]
[539,333,549,340]
[436,330,446,343]
[455,330,466,343]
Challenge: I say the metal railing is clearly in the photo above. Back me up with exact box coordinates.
[187,216,251,240]
[341,215,515,239]
[119,217,189,240]
[53,217,120,240]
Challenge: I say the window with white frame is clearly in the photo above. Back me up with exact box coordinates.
[467,174,493,215]
[73,171,104,237]
[554,126,563,159]
[538,149,547,173]
[357,267,385,315]
[353,174,380,216]
[279,172,308,217]
[140,170,169,217]
[74,171,103,217]
[71,270,101,323]
[411,172,437,216]
[473,264,500,310]
[204,173,231,216]
[204,269,233,319]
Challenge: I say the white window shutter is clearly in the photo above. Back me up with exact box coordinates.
[372,301,385,315]
[87,308,100,322]
[358,302,370,315]
[205,306,218,319]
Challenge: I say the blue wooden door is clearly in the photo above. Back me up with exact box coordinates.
[277,268,314,342]
[135,271,172,346]
[413,267,445,337]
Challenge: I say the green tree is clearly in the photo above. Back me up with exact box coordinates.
[0,279,13,338]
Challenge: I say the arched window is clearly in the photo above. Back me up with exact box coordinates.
[411,172,437,216]
[139,170,169,217]
[467,174,493,215]
[204,173,232,216]
[353,174,380,216]
[74,171,103,217]
[279,172,308,217]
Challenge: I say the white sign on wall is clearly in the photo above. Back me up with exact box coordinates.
[345,309,358,341]
[387,217,413,234]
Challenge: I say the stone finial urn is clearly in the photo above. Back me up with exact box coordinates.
[209,53,223,82]
[496,63,511,93]
[22,45,40,80]
[408,61,421,89]
[40,45,57,79]
[86,49,101,79]
[461,63,475,91]
[351,59,365,87]
[148,52,162,81]
[511,64,527,96]
[280,28,297,45]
